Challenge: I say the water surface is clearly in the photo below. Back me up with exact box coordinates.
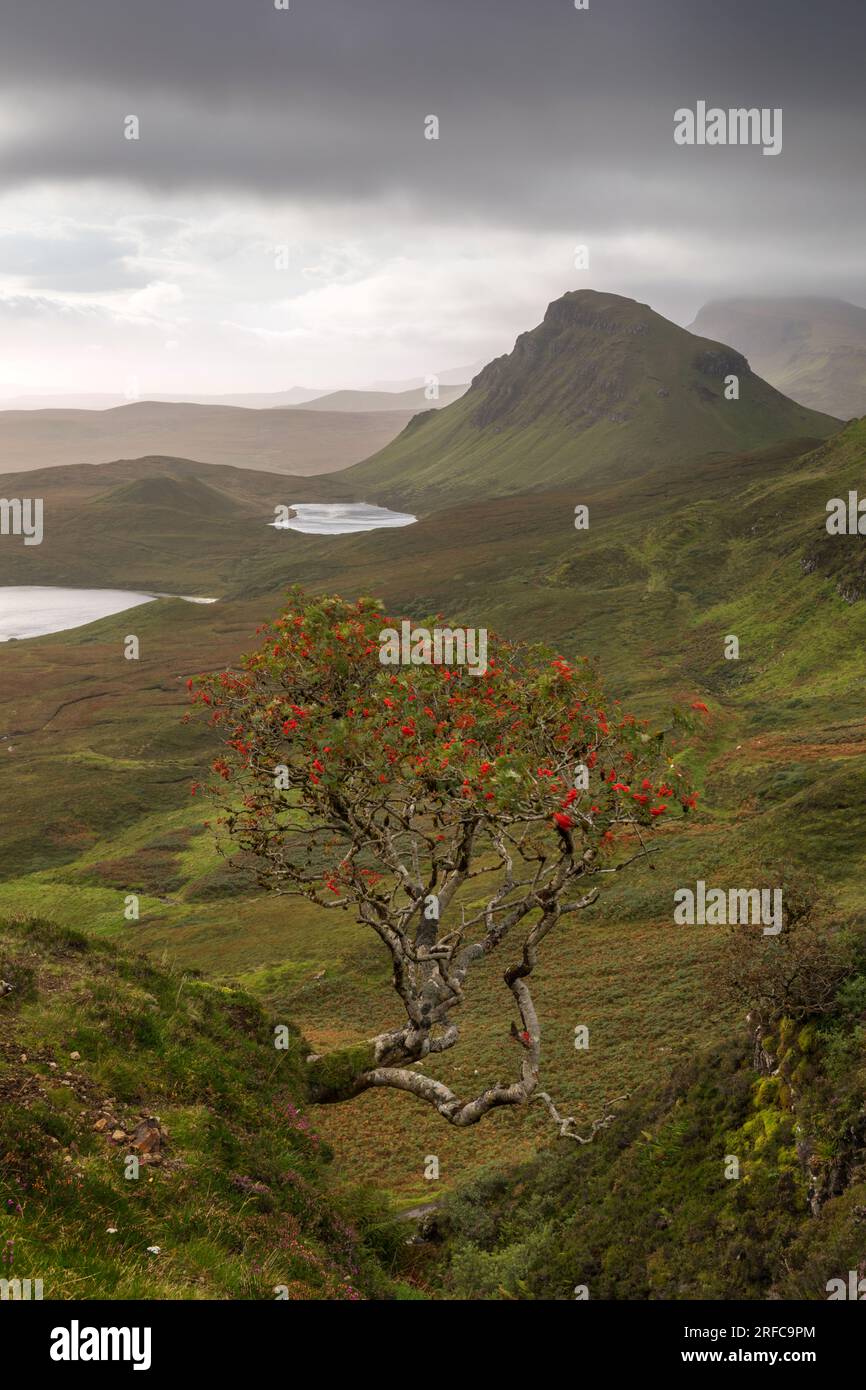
[0,586,215,642]
[271,502,416,535]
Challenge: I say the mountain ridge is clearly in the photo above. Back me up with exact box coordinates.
[342,289,840,506]
[689,296,866,420]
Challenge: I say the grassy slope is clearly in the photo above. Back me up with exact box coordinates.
[436,975,866,1300]
[3,421,866,1208]
[0,916,410,1299]
[0,456,357,592]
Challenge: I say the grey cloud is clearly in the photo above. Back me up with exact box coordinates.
[0,1,862,221]
[0,0,862,318]
[1,1,863,105]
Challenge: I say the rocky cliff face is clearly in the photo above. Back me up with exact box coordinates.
[466,290,753,432]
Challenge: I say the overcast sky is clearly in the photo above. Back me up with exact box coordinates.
[0,0,863,396]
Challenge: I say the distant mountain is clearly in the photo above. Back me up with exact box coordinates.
[370,363,483,391]
[0,399,415,476]
[688,297,866,421]
[0,393,131,411]
[0,371,481,414]
[172,386,327,409]
[345,289,839,505]
[298,383,468,412]
[0,386,327,411]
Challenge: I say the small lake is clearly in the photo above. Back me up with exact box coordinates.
[0,587,216,642]
[271,502,417,535]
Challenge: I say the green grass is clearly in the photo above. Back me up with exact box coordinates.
[341,290,838,507]
[0,915,413,1300]
[2,411,866,1218]
[434,953,866,1300]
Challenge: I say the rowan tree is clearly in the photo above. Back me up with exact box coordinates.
[191,589,696,1138]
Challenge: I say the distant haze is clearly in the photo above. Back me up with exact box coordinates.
[689,298,866,419]
[0,401,417,476]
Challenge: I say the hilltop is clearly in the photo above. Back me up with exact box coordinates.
[343,290,839,506]
[690,297,866,421]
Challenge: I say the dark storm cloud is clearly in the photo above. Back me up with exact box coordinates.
[0,0,864,322]
[0,0,863,227]
[1,0,863,107]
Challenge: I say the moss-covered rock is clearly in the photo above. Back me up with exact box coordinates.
[307,1041,377,1103]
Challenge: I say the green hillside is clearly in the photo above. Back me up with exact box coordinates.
[4,420,866,1213]
[436,938,866,1300]
[0,456,354,593]
[343,290,839,507]
[2,298,865,1290]
[690,296,866,421]
[93,474,247,518]
[0,915,409,1299]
